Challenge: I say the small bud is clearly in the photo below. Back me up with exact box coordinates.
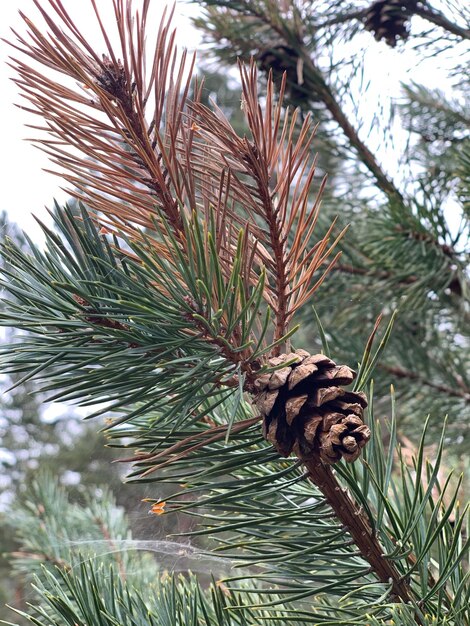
[149,501,166,516]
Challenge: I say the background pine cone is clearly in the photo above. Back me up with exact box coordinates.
[257,45,309,108]
[253,350,369,464]
[363,0,418,47]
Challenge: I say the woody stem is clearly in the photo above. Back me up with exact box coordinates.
[303,457,422,624]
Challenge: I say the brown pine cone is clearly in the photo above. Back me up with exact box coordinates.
[257,45,309,107]
[252,350,370,464]
[363,0,417,47]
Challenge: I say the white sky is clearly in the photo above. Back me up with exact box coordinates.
[0,1,202,240]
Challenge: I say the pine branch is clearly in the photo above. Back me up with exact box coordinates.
[3,4,468,624]
[7,1,347,368]
[130,415,261,476]
[9,1,194,240]
[136,387,467,623]
[237,68,290,347]
[9,551,70,571]
[315,9,368,30]
[0,206,258,422]
[312,72,404,203]
[415,3,470,40]
[333,261,463,296]
[380,364,470,404]
[312,2,470,41]
[7,477,310,626]
[190,63,344,348]
[194,1,469,208]
[123,321,419,618]
[303,459,415,607]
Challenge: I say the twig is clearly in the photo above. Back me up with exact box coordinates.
[10,551,70,571]
[313,3,470,41]
[315,9,367,30]
[415,3,470,40]
[380,364,470,404]
[243,140,290,351]
[332,263,463,297]
[310,71,404,203]
[303,458,422,623]
[130,416,261,476]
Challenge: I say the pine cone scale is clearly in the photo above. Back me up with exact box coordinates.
[285,394,309,425]
[288,362,318,390]
[312,386,344,406]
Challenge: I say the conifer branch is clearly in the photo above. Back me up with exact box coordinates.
[190,63,344,349]
[8,0,197,241]
[237,67,290,348]
[381,364,470,404]
[304,459,416,609]
[10,551,70,571]
[292,61,403,203]
[312,2,470,41]
[130,416,261,475]
[414,3,470,41]
[315,9,368,30]
[333,262,463,296]
[2,4,467,623]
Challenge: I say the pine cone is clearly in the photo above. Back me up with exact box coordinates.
[257,45,308,107]
[363,0,418,47]
[252,350,369,464]
[258,45,299,82]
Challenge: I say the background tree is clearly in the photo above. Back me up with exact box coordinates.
[0,211,129,622]
[0,1,468,625]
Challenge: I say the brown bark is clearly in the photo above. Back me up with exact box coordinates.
[303,457,422,622]
[313,76,404,204]
[317,3,470,41]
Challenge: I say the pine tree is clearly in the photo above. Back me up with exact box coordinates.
[0,2,468,625]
